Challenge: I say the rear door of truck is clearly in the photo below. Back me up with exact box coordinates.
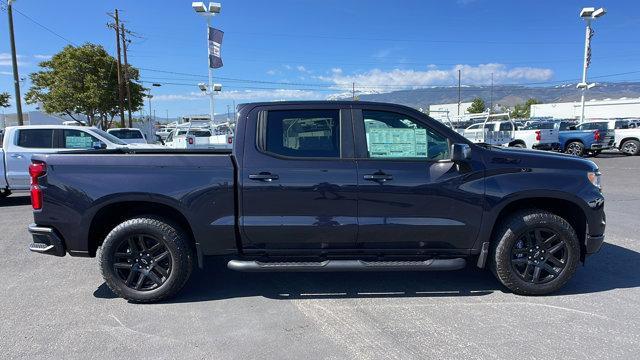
[239,104,358,254]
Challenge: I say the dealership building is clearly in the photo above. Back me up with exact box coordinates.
[530,97,640,119]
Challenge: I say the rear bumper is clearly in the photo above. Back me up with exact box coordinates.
[533,142,560,151]
[28,224,66,257]
[590,143,612,150]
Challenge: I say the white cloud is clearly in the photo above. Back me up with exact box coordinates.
[266,69,278,75]
[154,89,323,103]
[33,54,52,60]
[317,63,554,92]
[1,71,13,76]
[331,68,343,74]
[0,53,29,66]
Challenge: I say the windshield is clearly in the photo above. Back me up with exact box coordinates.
[87,128,128,145]
[109,129,143,139]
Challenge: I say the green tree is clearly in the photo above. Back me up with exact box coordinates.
[0,92,9,108]
[25,44,146,129]
[467,97,486,114]
[510,98,540,118]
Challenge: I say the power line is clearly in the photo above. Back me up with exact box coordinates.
[11,7,77,46]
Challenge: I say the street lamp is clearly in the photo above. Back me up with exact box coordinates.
[192,2,221,121]
[578,7,606,122]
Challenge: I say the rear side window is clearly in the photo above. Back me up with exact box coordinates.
[62,129,100,149]
[614,121,629,129]
[17,129,54,148]
[499,122,514,131]
[109,129,143,139]
[264,109,340,158]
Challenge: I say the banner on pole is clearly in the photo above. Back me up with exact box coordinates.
[208,27,224,69]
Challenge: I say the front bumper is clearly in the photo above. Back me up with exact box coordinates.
[28,224,66,257]
[533,142,560,151]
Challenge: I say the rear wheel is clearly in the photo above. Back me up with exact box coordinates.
[621,139,640,156]
[490,210,580,295]
[99,217,193,302]
[510,142,526,148]
[565,141,585,156]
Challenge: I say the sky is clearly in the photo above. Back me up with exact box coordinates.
[1,0,639,119]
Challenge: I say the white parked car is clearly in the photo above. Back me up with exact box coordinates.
[463,120,559,150]
[164,129,212,149]
[107,128,148,144]
[614,128,640,155]
[0,125,161,195]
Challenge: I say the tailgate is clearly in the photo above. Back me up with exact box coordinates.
[538,129,559,144]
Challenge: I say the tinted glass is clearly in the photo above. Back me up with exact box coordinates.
[265,109,340,158]
[499,122,514,131]
[615,121,629,129]
[109,129,143,139]
[363,110,450,160]
[17,129,54,148]
[87,128,127,145]
[63,129,100,149]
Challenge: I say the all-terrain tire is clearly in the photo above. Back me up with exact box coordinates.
[99,217,193,303]
[490,210,580,295]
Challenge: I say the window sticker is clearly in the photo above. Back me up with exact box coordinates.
[66,136,94,149]
[367,128,427,158]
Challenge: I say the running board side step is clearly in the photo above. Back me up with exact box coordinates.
[227,258,466,272]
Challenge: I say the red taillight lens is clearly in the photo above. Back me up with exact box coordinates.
[594,130,601,141]
[535,130,541,141]
[29,162,46,210]
[188,137,194,145]
[227,136,233,144]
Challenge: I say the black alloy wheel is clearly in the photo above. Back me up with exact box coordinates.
[112,234,172,291]
[510,228,567,284]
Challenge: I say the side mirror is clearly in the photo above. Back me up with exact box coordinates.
[451,143,471,162]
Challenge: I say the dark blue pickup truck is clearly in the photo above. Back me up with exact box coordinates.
[28,101,606,302]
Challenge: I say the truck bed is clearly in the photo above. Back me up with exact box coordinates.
[31,149,237,257]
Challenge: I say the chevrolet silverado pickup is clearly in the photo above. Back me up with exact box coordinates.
[28,101,606,302]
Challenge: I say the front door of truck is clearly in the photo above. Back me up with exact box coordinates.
[353,107,485,252]
[240,106,358,254]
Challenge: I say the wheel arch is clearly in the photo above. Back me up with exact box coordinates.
[619,137,640,148]
[87,200,196,257]
[484,196,588,261]
[509,140,526,147]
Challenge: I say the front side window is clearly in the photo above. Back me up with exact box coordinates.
[17,129,54,148]
[63,129,101,149]
[363,110,450,160]
[265,109,340,158]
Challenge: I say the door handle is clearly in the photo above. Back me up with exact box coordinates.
[10,154,23,159]
[363,173,393,182]
[249,173,279,182]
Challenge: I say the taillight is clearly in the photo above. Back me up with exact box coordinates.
[594,130,601,141]
[29,161,46,210]
[188,137,194,145]
[227,136,233,144]
[535,130,541,141]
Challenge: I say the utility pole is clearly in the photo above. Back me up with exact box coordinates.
[490,72,494,114]
[7,0,23,125]
[457,69,461,116]
[121,24,133,128]
[109,9,126,127]
[352,82,355,101]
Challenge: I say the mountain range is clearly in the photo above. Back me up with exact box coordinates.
[348,82,640,109]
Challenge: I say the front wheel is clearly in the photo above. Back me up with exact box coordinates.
[621,139,640,156]
[99,217,193,302]
[490,210,580,295]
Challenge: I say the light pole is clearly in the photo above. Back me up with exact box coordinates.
[192,2,221,121]
[578,7,606,123]
[198,82,222,121]
[146,83,161,124]
[6,0,23,125]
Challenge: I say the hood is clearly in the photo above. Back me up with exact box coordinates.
[483,145,598,172]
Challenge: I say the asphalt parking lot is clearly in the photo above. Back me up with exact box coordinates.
[1,152,639,360]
